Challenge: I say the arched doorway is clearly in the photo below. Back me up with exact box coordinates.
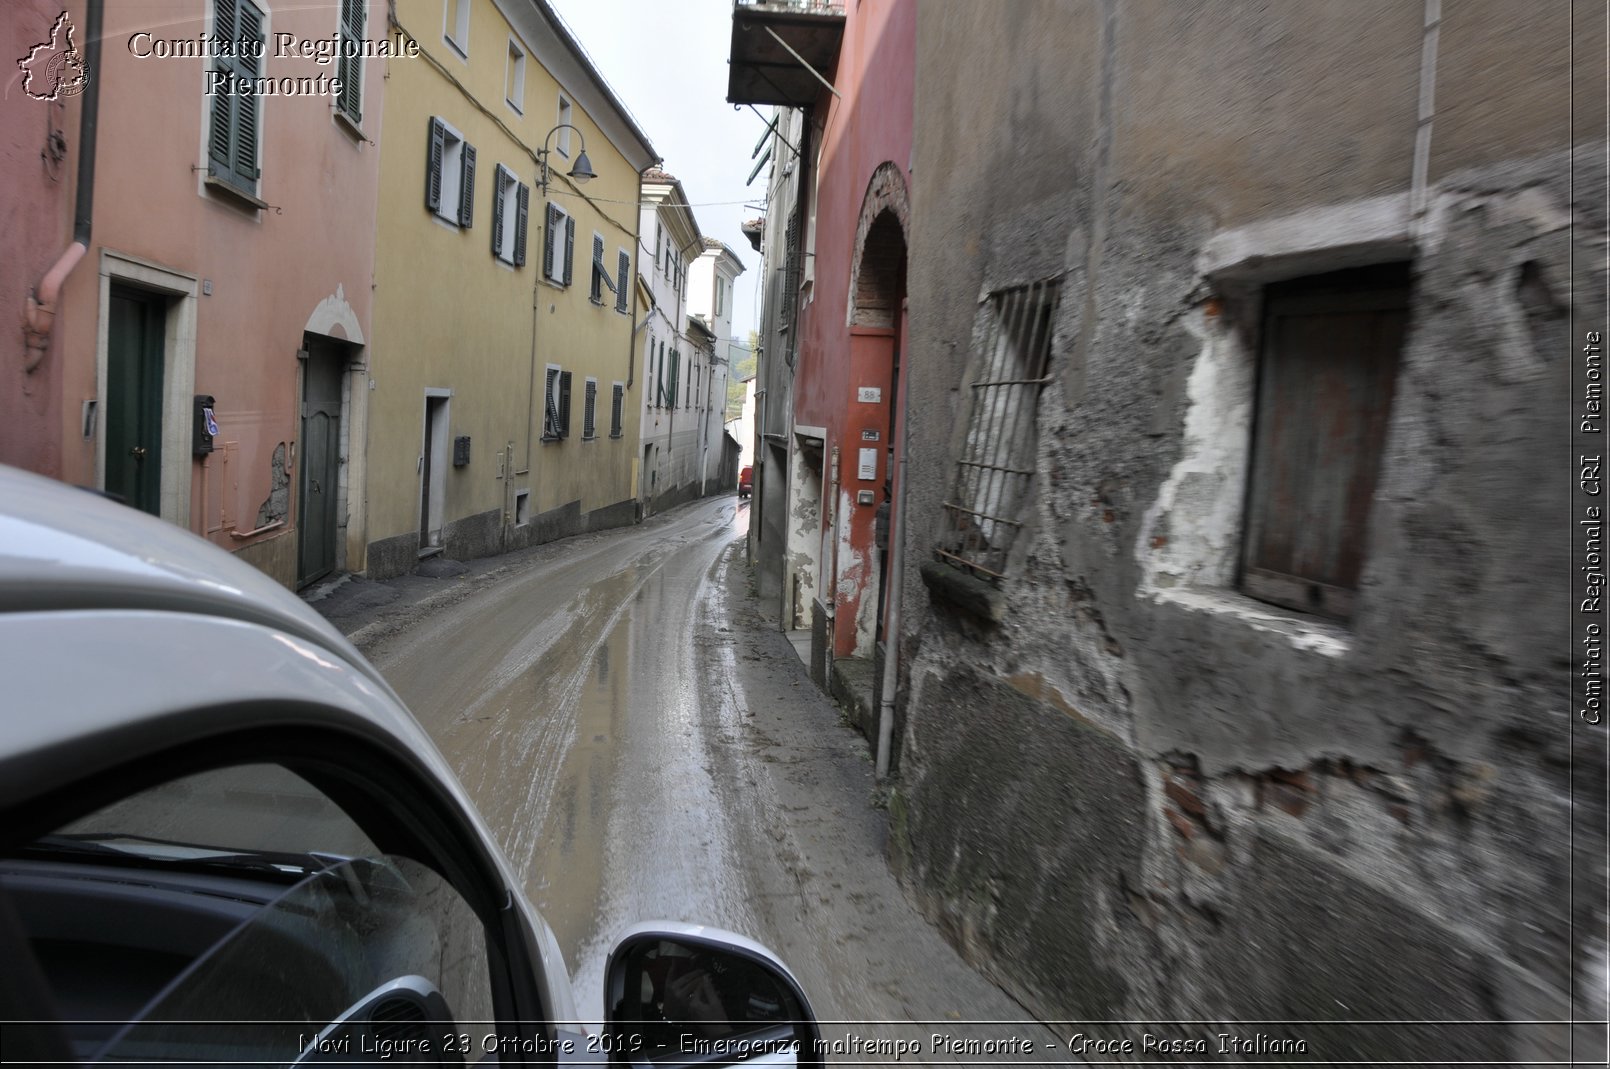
[844,164,909,773]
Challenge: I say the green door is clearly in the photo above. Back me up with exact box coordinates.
[298,344,344,587]
[106,287,165,515]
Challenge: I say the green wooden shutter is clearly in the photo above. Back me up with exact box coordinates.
[669,350,680,408]
[458,143,476,227]
[563,217,575,287]
[514,184,530,267]
[337,0,364,122]
[490,164,507,259]
[208,0,263,196]
[425,118,445,212]
[233,1,262,183]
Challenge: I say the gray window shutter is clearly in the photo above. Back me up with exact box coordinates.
[563,216,576,286]
[425,118,445,213]
[559,371,573,437]
[543,204,559,278]
[590,233,605,301]
[669,350,680,408]
[514,184,530,267]
[458,143,476,227]
[611,383,624,437]
[544,367,560,438]
[490,165,507,258]
[615,251,629,312]
[584,379,597,438]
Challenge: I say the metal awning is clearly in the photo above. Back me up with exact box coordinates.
[727,1,845,108]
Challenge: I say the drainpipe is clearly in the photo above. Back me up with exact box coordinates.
[875,442,906,780]
[1409,0,1441,240]
[24,0,103,372]
[826,443,839,648]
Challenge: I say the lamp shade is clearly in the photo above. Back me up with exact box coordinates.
[568,150,596,184]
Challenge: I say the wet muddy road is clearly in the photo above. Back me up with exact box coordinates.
[359,496,1058,1057]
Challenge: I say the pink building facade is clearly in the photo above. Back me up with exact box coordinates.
[3,0,385,588]
[730,0,914,755]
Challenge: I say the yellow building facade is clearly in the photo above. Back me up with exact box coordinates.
[363,0,656,577]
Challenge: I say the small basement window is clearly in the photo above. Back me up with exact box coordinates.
[1240,262,1411,621]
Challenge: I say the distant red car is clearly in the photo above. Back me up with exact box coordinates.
[738,465,753,498]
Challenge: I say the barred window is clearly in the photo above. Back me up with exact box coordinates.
[937,279,1061,582]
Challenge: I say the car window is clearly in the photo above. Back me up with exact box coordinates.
[3,762,496,1065]
[59,762,380,859]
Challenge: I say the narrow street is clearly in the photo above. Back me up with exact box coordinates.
[329,498,1061,1057]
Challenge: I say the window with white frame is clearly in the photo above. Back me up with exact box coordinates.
[444,0,469,56]
[615,249,630,313]
[336,0,365,124]
[938,278,1062,582]
[490,164,528,265]
[505,38,526,112]
[590,232,616,305]
[425,117,475,227]
[610,382,625,438]
[542,202,575,285]
[556,97,573,156]
[583,377,598,439]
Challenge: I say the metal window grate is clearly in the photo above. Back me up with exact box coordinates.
[938,278,1061,582]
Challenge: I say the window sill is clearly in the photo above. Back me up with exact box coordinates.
[919,559,1005,624]
[333,108,365,143]
[203,175,267,212]
[1148,585,1353,658]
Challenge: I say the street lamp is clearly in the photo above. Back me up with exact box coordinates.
[537,123,595,195]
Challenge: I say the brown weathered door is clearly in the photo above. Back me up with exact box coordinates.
[298,340,344,587]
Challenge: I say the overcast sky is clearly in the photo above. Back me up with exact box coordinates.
[546,0,768,342]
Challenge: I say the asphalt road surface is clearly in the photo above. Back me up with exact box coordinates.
[357,496,1063,1062]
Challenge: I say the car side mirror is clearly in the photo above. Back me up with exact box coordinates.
[603,926,821,1066]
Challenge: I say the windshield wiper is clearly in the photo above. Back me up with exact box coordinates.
[17,833,345,877]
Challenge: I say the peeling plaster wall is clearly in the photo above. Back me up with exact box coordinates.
[898,0,1608,1055]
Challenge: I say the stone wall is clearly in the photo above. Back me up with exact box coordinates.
[897,0,1607,1056]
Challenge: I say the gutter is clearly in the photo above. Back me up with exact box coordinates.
[23,0,103,373]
